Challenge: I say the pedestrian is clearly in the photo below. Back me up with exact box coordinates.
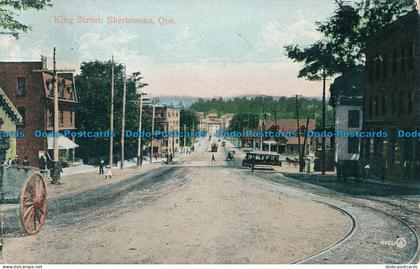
[99,159,105,174]
[404,160,410,180]
[23,156,29,173]
[38,155,49,179]
[105,165,112,180]
[211,154,216,162]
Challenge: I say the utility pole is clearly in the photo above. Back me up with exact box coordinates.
[137,92,144,167]
[296,94,303,172]
[120,65,127,169]
[109,56,115,168]
[183,124,186,153]
[302,118,310,172]
[321,69,326,175]
[52,48,60,184]
[150,99,155,163]
[33,49,74,184]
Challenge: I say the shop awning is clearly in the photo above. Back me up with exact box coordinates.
[47,135,79,150]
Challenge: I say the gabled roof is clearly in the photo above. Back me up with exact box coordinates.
[0,86,22,124]
[260,119,316,132]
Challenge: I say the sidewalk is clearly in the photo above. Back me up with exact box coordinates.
[280,170,420,191]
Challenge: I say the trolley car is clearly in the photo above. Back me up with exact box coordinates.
[242,151,282,168]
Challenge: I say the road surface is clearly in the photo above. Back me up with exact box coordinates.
[1,138,419,264]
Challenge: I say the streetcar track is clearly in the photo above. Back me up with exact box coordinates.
[241,170,420,264]
[291,202,357,264]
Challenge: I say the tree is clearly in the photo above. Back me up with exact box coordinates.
[0,0,52,32]
[317,0,415,71]
[284,0,416,174]
[75,60,148,164]
[180,109,197,146]
[229,113,259,132]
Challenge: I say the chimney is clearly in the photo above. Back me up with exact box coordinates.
[41,55,47,70]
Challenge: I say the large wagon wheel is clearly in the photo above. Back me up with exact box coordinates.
[19,174,48,235]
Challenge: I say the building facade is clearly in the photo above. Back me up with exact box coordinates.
[362,9,420,181]
[148,106,180,158]
[0,60,78,167]
[0,86,23,162]
[330,71,364,177]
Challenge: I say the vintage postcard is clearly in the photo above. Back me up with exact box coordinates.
[0,0,419,267]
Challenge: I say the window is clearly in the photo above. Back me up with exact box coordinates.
[67,87,73,100]
[47,81,53,97]
[348,137,359,154]
[408,42,414,71]
[392,49,397,76]
[17,77,25,96]
[17,107,25,126]
[375,55,380,81]
[382,52,387,78]
[408,91,413,114]
[59,83,65,98]
[374,96,379,116]
[348,110,360,128]
[401,46,406,74]
[382,95,387,115]
[391,93,397,114]
[399,92,405,114]
[59,111,64,126]
[69,111,74,125]
[48,110,53,127]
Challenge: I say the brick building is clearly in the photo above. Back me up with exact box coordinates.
[362,8,420,181]
[148,105,180,157]
[0,60,78,167]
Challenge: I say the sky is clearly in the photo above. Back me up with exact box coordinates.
[0,0,337,98]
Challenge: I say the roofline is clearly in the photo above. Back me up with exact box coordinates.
[0,61,42,64]
[367,9,419,45]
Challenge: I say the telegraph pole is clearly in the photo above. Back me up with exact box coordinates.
[33,48,74,184]
[321,69,326,175]
[296,94,303,172]
[120,65,127,169]
[109,56,115,168]
[52,48,60,184]
[137,92,144,167]
[150,99,155,163]
[183,124,186,153]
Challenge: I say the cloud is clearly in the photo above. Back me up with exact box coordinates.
[0,36,44,61]
[257,12,322,53]
[159,26,202,51]
[78,31,150,72]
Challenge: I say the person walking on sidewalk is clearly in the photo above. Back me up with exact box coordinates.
[99,159,105,174]
[105,165,112,180]
[211,154,216,162]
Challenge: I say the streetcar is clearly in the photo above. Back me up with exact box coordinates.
[242,151,282,168]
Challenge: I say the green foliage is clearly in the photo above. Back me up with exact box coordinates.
[179,109,197,146]
[229,113,259,131]
[75,60,148,164]
[285,0,416,77]
[189,96,334,129]
[0,0,52,32]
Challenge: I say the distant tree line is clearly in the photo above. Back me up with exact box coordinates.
[189,96,334,129]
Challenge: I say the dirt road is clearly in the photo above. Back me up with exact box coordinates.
[1,139,350,263]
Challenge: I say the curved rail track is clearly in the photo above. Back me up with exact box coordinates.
[241,171,420,264]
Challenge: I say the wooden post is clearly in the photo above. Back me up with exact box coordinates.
[109,56,114,168]
[120,66,127,169]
